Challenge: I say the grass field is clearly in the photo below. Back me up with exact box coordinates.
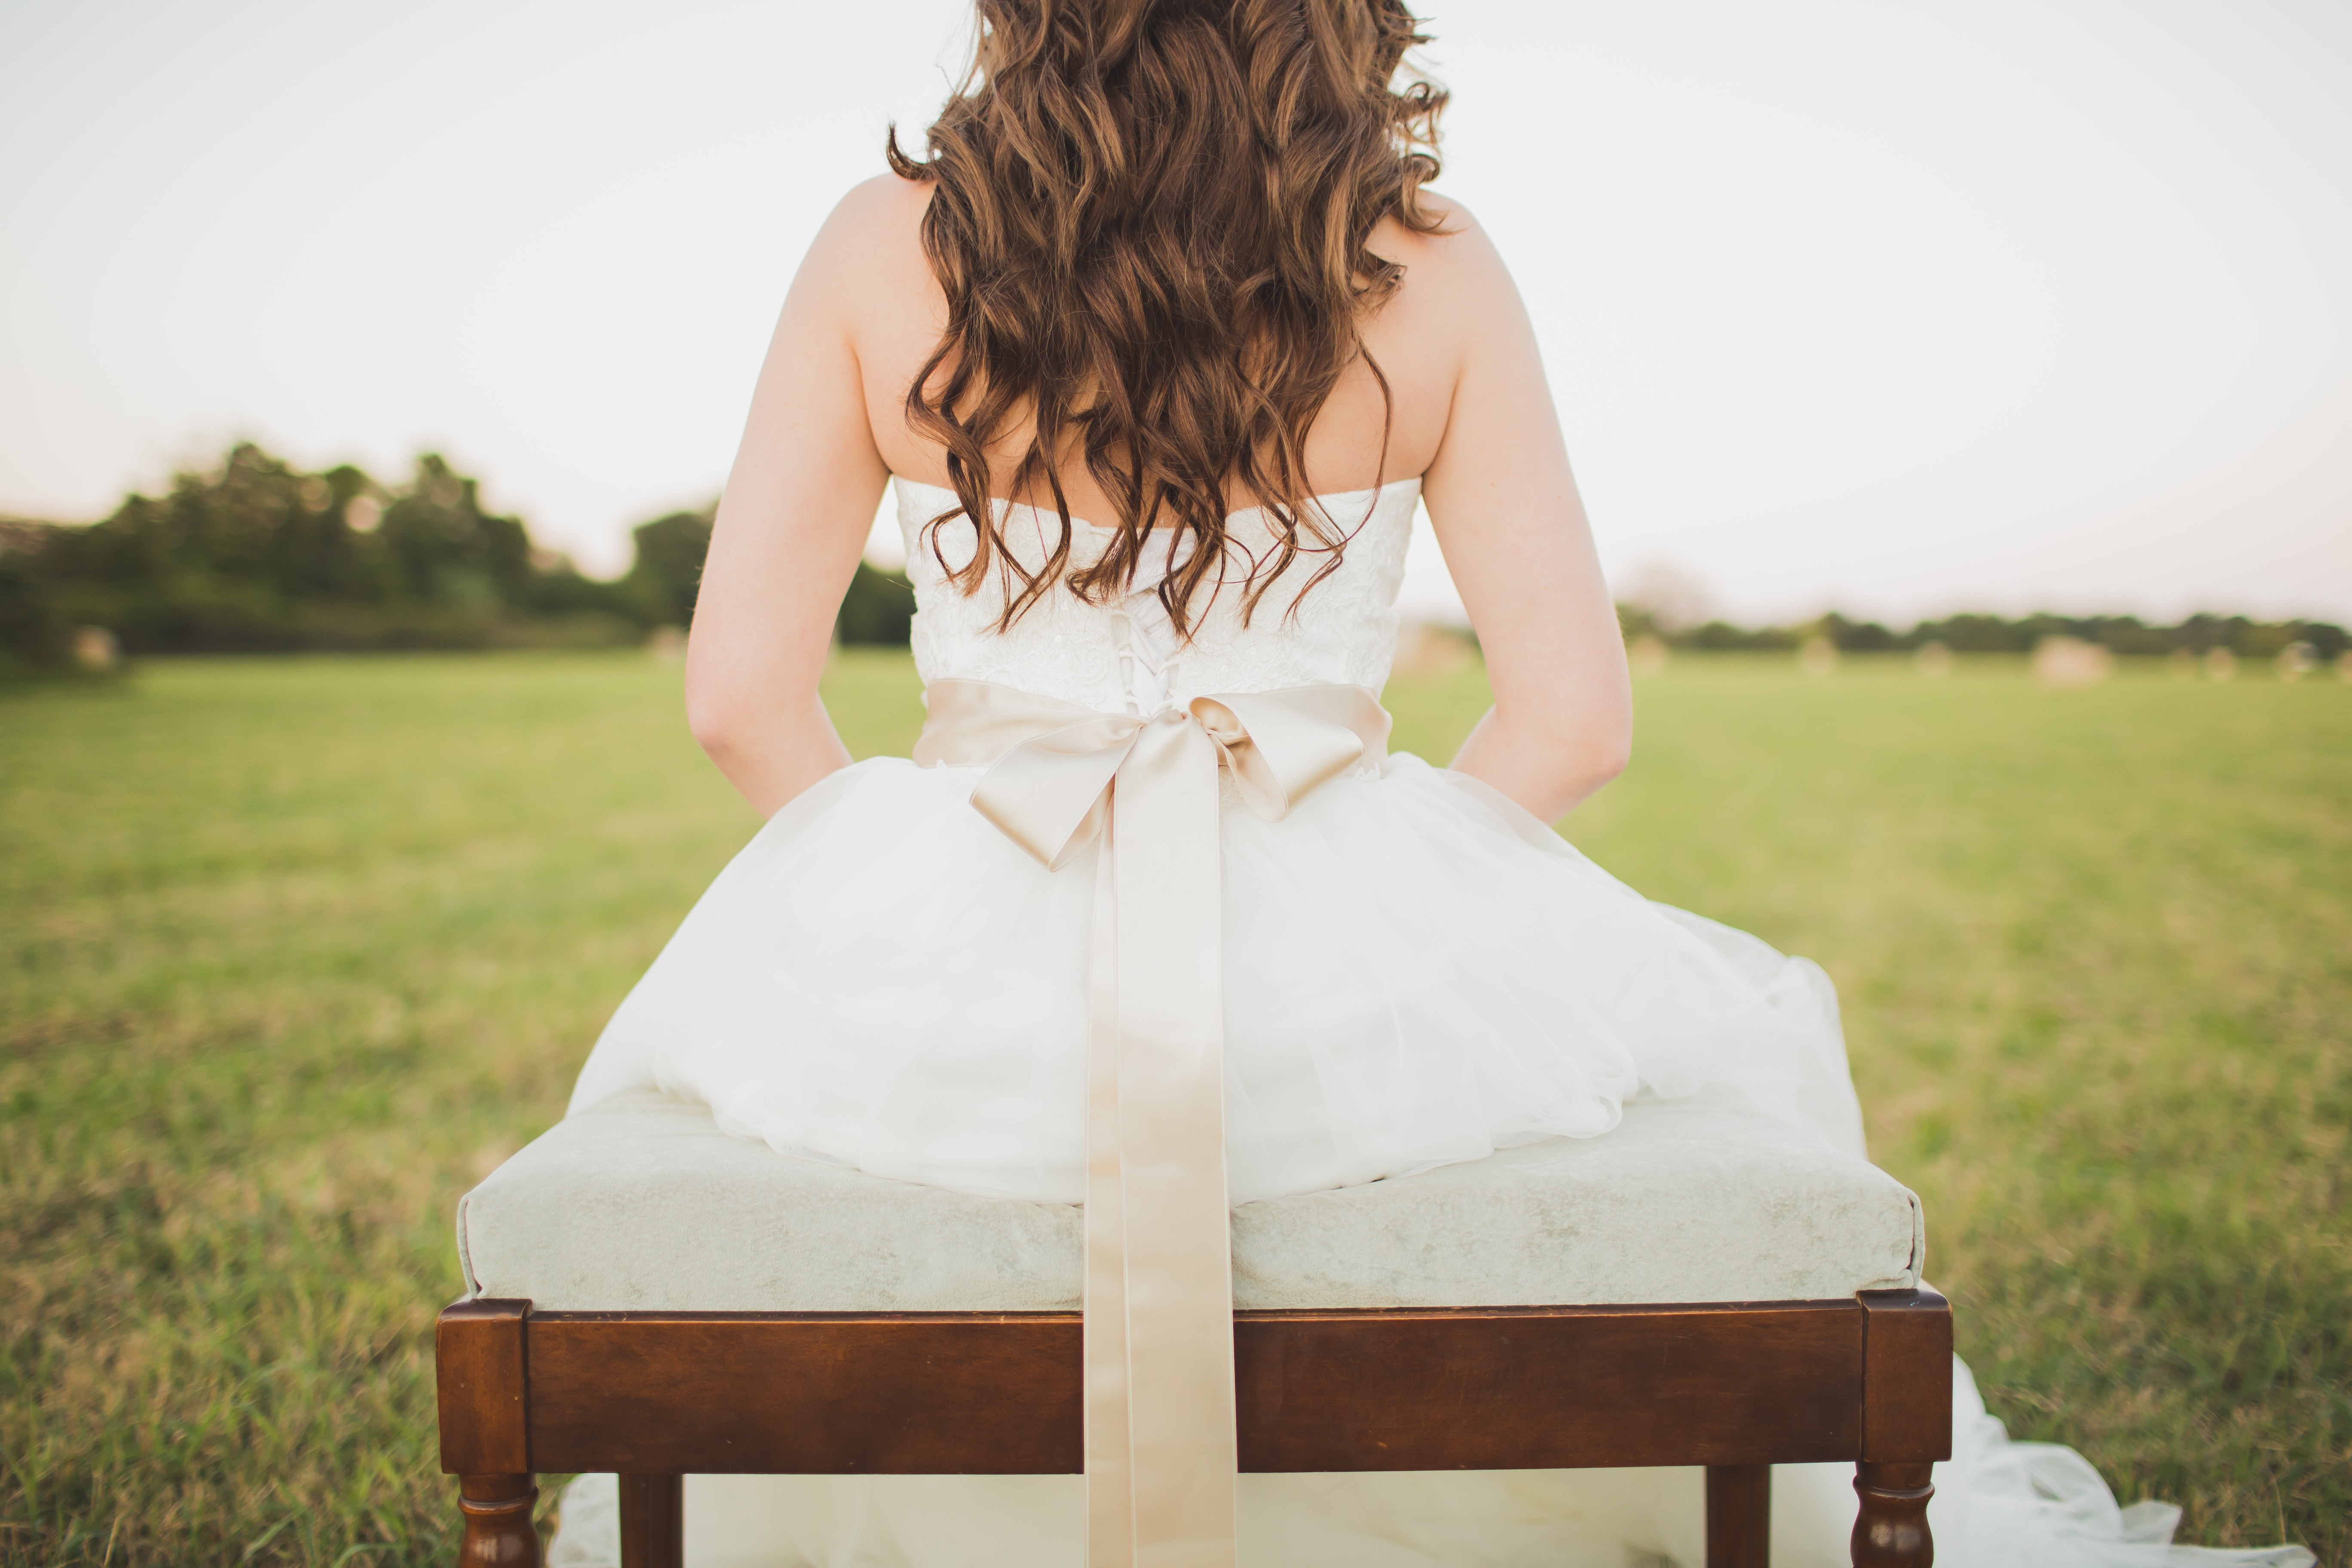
[3,649,2346,1565]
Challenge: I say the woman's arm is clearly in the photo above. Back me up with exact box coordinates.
[684,186,898,817]
[1416,213,1632,822]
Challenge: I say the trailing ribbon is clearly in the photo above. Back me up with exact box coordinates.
[914,678,1391,1568]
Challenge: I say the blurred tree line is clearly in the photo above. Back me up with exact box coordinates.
[0,443,913,672]
[10,442,2334,674]
[1615,604,2348,662]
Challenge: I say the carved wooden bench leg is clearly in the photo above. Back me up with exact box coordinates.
[457,1474,540,1567]
[619,1473,686,1568]
[1705,1464,1770,1568]
[1853,1287,1949,1568]
[1851,1461,1933,1568]
[440,1300,537,1566]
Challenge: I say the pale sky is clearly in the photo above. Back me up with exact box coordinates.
[3,0,2348,627]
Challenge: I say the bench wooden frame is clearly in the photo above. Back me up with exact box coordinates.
[436,1287,1950,1568]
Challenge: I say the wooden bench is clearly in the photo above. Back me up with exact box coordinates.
[436,1090,1950,1566]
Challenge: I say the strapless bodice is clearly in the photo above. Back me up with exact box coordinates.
[893,476,1418,715]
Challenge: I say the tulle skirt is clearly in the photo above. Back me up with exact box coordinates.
[570,750,1869,1191]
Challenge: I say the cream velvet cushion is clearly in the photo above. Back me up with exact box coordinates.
[459,1088,1922,1312]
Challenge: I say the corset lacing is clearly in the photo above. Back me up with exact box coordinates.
[1108,531,1196,717]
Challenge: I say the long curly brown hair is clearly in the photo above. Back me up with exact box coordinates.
[887,0,1445,633]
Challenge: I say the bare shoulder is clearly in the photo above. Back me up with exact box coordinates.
[828,171,934,239]
[790,174,937,322]
[1358,192,1517,410]
[1365,193,1520,365]
[1370,193,1507,290]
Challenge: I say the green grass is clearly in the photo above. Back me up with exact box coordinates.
[2,649,2345,1564]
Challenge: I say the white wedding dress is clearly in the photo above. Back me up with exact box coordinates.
[551,477,2310,1568]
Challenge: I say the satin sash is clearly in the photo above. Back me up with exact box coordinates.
[913,678,1392,1568]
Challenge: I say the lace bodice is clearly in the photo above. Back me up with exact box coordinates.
[894,476,1418,715]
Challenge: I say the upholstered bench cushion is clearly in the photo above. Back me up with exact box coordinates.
[459,1089,1922,1312]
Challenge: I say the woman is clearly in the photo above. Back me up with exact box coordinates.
[552,3,2310,1564]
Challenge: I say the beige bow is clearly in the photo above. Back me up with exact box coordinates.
[914,679,1390,1568]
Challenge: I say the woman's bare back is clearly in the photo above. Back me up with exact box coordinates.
[831,172,1468,523]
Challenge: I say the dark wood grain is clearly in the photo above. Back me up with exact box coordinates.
[527,1312,1085,1476]
[456,1474,539,1568]
[1853,1461,1935,1568]
[618,1474,683,1568]
[438,1300,531,1475]
[1706,1464,1770,1568]
[1237,1302,1862,1471]
[521,1301,1866,1475]
[1859,1290,1953,1462]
